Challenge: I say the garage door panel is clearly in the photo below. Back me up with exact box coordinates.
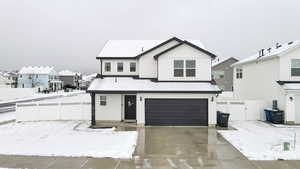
[145,99,208,126]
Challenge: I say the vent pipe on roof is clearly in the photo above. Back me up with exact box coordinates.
[288,41,294,45]
[267,48,272,53]
[276,43,282,49]
[141,47,144,52]
[259,49,264,57]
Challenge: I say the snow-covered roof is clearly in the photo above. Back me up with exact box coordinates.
[98,38,205,58]
[82,73,98,82]
[233,40,300,67]
[212,57,239,67]
[87,77,221,93]
[19,66,57,75]
[282,83,300,90]
[59,70,76,76]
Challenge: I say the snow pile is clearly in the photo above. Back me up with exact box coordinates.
[0,121,138,158]
[218,121,300,160]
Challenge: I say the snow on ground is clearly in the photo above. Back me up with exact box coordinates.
[0,112,15,123]
[218,121,300,160]
[0,121,138,159]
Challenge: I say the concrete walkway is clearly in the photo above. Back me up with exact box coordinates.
[0,127,300,169]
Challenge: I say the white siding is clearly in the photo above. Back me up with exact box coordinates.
[136,93,216,125]
[233,58,286,111]
[95,94,122,121]
[157,44,212,81]
[279,47,300,81]
[101,59,138,76]
[138,40,180,78]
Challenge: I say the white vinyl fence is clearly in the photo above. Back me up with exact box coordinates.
[16,101,91,122]
[217,99,267,121]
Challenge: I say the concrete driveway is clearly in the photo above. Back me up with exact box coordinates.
[0,126,299,169]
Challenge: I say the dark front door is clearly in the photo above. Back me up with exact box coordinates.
[125,95,136,120]
[145,99,208,126]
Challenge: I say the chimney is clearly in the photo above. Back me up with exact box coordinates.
[276,43,282,49]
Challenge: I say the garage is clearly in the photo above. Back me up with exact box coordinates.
[145,98,208,126]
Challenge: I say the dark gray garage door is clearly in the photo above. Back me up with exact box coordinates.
[145,99,208,126]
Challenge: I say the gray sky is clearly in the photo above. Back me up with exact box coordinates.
[1,0,300,74]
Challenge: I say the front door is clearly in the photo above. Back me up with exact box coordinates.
[125,95,136,120]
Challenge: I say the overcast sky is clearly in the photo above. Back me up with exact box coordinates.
[0,0,299,74]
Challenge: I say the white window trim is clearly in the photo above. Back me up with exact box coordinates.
[100,96,107,106]
[104,62,111,72]
[173,59,196,77]
[117,62,123,72]
[130,62,136,72]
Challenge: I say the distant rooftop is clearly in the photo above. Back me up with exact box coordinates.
[19,66,57,75]
[233,40,300,66]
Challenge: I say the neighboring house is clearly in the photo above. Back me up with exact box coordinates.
[0,71,18,88]
[87,37,221,126]
[232,40,300,124]
[212,57,239,91]
[59,70,82,89]
[79,73,98,90]
[18,66,62,91]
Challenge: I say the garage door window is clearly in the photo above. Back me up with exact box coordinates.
[174,60,184,77]
[100,96,107,106]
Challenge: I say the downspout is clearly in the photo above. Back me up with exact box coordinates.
[91,93,96,126]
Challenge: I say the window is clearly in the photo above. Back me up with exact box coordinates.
[28,75,32,80]
[117,62,123,72]
[36,75,38,78]
[100,96,107,106]
[185,60,196,77]
[105,62,111,72]
[291,59,300,76]
[174,60,184,77]
[130,62,136,72]
[19,75,22,78]
[212,71,225,79]
[236,68,243,79]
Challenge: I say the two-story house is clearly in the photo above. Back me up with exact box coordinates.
[87,37,221,126]
[212,57,239,91]
[232,40,300,124]
[18,66,63,91]
[59,70,82,89]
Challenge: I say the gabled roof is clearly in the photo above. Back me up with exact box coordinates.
[87,77,221,93]
[19,66,57,75]
[96,37,206,59]
[233,40,300,67]
[212,57,239,67]
[59,70,77,76]
[153,40,217,59]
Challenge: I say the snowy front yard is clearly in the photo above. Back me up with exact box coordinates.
[0,121,138,159]
[218,121,300,160]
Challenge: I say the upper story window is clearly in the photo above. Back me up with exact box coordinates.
[236,68,243,79]
[291,59,300,76]
[130,62,136,72]
[36,75,38,78]
[174,60,184,77]
[105,62,111,72]
[19,75,22,78]
[117,62,123,72]
[185,60,196,77]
